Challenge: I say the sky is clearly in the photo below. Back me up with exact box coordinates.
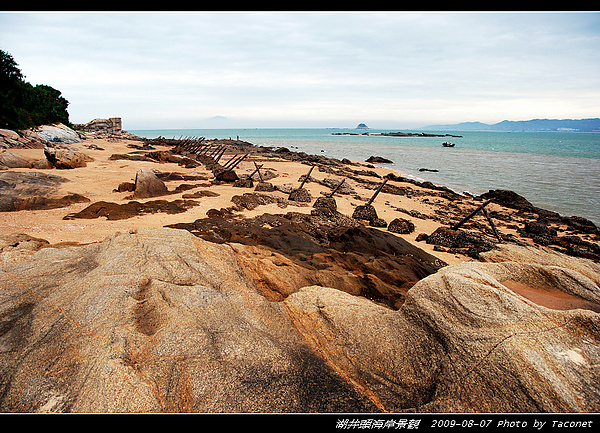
[1,11,599,130]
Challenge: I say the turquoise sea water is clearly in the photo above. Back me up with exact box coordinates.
[130,128,600,226]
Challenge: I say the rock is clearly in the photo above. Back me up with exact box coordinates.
[44,147,93,169]
[562,215,599,235]
[0,171,90,212]
[388,218,415,234]
[1,128,49,149]
[1,229,597,413]
[313,196,337,211]
[181,190,220,199]
[0,228,379,412]
[370,217,388,228]
[231,193,306,211]
[114,181,136,193]
[213,168,238,183]
[523,220,558,245]
[254,182,275,192]
[288,188,312,203]
[233,178,253,188]
[36,124,82,145]
[132,169,169,199]
[479,189,536,212]
[0,151,36,169]
[352,204,378,222]
[72,117,122,135]
[426,226,497,258]
[365,156,393,164]
[63,199,200,221]
[0,129,23,148]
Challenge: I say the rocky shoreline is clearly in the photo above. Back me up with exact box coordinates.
[1,124,599,413]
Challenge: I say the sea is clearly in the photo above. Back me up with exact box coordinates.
[130,128,600,226]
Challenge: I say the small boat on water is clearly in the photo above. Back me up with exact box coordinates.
[442,142,455,147]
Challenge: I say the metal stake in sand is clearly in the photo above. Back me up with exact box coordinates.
[451,199,503,242]
[328,178,346,197]
[367,178,388,206]
[298,165,316,189]
[249,163,264,182]
[227,153,249,170]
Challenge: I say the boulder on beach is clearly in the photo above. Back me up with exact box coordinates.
[44,147,93,169]
[388,217,415,234]
[0,151,37,169]
[0,228,597,413]
[35,124,82,145]
[313,196,337,211]
[352,203,378,222]
[254,181,275,192]
[288,187,312,203]
[0,170,89,212]
[425,226,497,258]
[131,169,169,199]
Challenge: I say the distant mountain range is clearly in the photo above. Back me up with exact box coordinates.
[421,118,600,132]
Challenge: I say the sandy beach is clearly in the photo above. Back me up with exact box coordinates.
[0,138,471,261]
[0,136,550,266]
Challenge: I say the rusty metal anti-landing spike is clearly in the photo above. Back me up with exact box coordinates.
[328,178,346,198]
[450,198,503,242]
[451,199,493,231]
[252,162,264,182]
[366,178,388,206]
[248,163,264,181]
[298,164,315,189]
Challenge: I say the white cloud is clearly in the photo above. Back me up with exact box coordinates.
[1,11,599,129]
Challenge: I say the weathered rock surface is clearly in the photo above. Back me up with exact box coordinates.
[388,217,415,234]
[288,188,311,203]
[0,128,48,149]
[0,171,90,212]
[366,156,393,164]
[0,151,41,169]
[131,169,169,199]
[36,124,82,145]
[63,199,200,221]
[44,147,94,169]
[0,228,598,413]
[169,209,445,310]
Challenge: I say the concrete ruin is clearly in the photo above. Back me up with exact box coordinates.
[73,117,122,135]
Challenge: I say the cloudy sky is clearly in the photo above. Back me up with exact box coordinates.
[1,11,599,130]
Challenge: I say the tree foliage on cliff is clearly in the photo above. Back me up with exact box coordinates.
[1,49,70,130]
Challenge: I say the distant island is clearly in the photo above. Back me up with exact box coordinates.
[333,131,463,138]
[356,123,369,129]
[421,118,600,132]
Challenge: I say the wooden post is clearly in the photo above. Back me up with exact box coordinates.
[367,178,388,206]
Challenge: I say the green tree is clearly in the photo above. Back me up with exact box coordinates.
[1,49,70,130]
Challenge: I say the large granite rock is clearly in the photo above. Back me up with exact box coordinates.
[0,229,598,413]
[35,124,82,145]
[131,169,169,199]
[0,171,89,212]
[44,147,93,169]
